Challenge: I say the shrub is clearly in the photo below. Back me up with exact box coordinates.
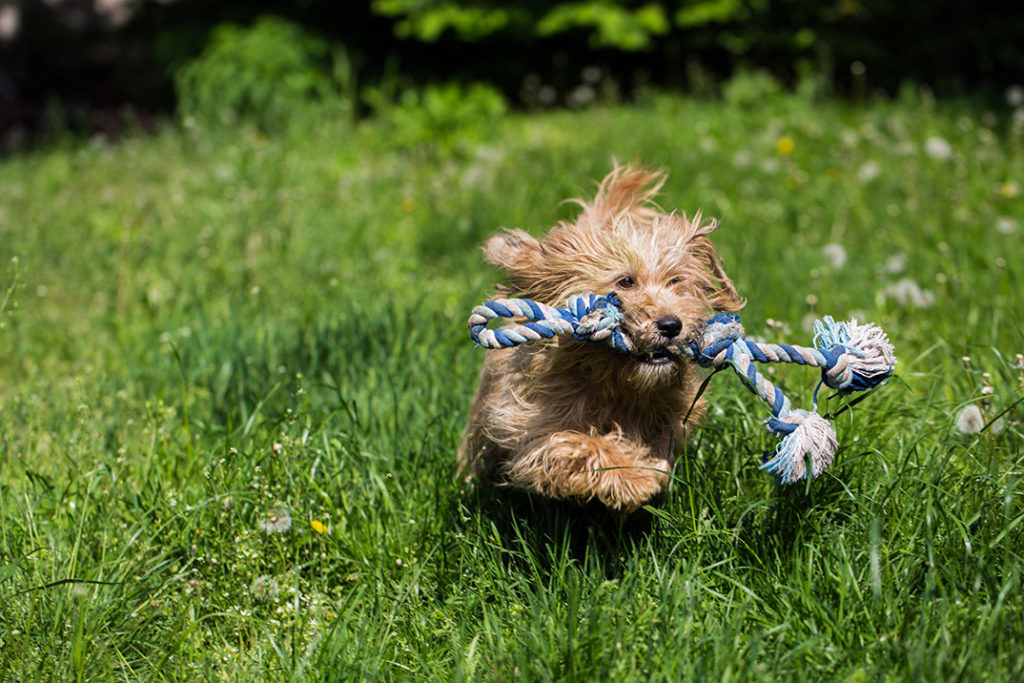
[368,81,508,153]
[174,16,335,130]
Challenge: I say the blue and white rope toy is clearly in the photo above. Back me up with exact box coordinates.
[467,293,895,484]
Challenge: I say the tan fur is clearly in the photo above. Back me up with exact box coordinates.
[459,164,744,513]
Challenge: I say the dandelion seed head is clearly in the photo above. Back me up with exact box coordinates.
[884,278,935,308]
[732,149,753,168]
[996,217,1017,234]
[955,405,984,434]
[885,253,907,274]
[823,243,848,268]
[924,136,953,161]
[857,161,880,183]
[258,507,292,534]
[251,575,280,602]
[1007,85,1024,107]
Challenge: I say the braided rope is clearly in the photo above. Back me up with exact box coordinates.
[469,292,630,352]
[467,293,895,485]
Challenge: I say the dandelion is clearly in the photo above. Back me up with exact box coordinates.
[991,417,1007,435]
[1000,182,1020,198]
[311,520,328,534]
[1007,85,1024,107]
[251,575,280,602]
[732,150,753,168]
[857,161,880,183]
[567,85,596,108]
[955,405,985,434]
[258,507,292,534]
[823,243,847,268]
[924,136,953,160]
[883,278,935,308]
[775,136,795,155]
[996,217,1017,234]
[885,253,907,274]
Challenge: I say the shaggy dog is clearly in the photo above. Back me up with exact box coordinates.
[459,164,743,513]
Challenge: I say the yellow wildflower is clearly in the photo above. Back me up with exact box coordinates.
[311,520,328,534]
[776,136,795,155]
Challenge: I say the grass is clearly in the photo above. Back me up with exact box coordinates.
[1,87,1023,680]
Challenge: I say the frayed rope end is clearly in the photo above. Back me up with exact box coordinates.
[814,316,896,391]
[760,410,838,484]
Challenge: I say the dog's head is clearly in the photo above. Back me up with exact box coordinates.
[483,164,743,387]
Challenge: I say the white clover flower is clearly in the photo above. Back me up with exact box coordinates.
[925,136,953,160]
[955,405,985,434]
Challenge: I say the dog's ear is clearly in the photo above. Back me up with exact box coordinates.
[692,218,744,312]
[482,228,543,290]
[703,243,744,313]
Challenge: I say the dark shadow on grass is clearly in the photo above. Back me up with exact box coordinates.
[731,472,854,569]
[457,480,658,580]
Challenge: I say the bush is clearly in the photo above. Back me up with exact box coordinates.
[174,16,336,130]
[368,81,508,153]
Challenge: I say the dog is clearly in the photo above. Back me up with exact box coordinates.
[459,164,743,513]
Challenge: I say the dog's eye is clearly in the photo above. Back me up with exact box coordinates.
[616,276,636,289]
[668,277,684,286]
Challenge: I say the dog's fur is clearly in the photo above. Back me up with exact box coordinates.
[459,164,744,513]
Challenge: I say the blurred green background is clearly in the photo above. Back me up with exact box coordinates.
[1,0,1021,145]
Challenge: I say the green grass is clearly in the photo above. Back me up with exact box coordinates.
[1,89,1023,680]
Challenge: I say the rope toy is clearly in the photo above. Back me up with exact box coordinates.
[467,293,895,484]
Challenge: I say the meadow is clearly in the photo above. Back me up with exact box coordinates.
[1,85,1023,680]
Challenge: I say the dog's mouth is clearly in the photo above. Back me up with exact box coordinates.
[632,348,674,366]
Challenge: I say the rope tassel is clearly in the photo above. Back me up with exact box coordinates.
[762,411,838,484]
[467,293,895,484]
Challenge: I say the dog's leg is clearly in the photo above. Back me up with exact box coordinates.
[505,431,670,513]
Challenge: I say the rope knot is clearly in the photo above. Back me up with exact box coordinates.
[689,312,745,366]
[814,316,896,392]
[568,293,627,346]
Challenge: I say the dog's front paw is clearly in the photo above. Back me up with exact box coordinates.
[593,457,671,514]
[506,431,672,514]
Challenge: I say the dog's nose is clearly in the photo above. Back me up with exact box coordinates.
[656,316,682,339]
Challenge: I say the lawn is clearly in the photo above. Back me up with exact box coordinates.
[1,87,1023,680]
